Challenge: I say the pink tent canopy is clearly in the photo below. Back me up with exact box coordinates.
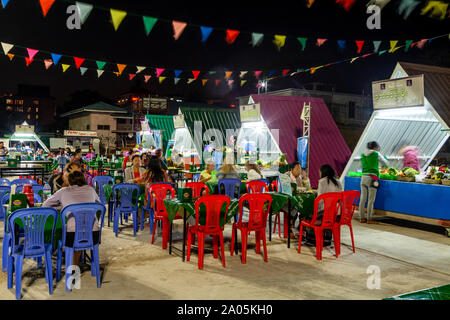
[249,95,351,188]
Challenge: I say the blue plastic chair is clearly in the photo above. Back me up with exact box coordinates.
[1,193,11,272]
[112,183,140,237]
[56,203,106,291]
[0,186,10,221]
[0,178,11,186]
[15,184,43,195]
[218,178,241,200]
[92,176,114,205]
[11,179,37,190]
[7,207,58,300]
[193,173,200,182]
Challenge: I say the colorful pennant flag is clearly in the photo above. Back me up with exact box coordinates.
[27,48,39,60]
[158,76,166,84]
[388,40,401,52]
[416,38,428,49]
[202,79,208,86]
[200,26,213,42]
[7,53,14,61]
[192,70,200,80]
[228,80,234,88]
[61,64,70,72]
[1,0,10,8]
[316,38,327,46]
[297,38,307,51]
[378,49,387,55]
[355,40,364,53]
[208,71,216,75]
[239,71,248,78]
[372,40,382,53]
[25,57,33,67]
[73,57,85,69]
[96,60,106,70]
[80,67,88,75]
[282,69,290,76]
[273,35,287,51]
[310,67,317,74]
[225,71,233,80]
[174,70,182,78]
[350,57,359,63]
[1,42,13,55]
[76,1,93,24]
[144,75,151,83]
[44,59,53,69]
[129,74,136,80]
[404,40,413,52]
[251,33,264,47]
[143,16,158,36]
[172,21,187,40]
[136,66,146,73]
[306,0,316,8]
[362,53,372,58]
[156,68,165,77]
[215,79,221,86]
[187,78,195,84]
[420,0,448,20]
[337,40,346,50]
[397,0,421,19]
[336,0,357,11]
[225,29,240,44]
[240,80,247,87]
[254,70,262,79]
[268,70,276,77]
[39,0,55,17]
[113,72,120,77]
[110,9,127,31]
[116,63,126,75]
[174,78,180,85]
[97,70,104,78]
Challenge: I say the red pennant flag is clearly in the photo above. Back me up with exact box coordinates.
[254,70,262,79]
[25,57,33,67]
[355,40,364,54]
[39,0,55,17]
[225,29,240,44]
[336,0,356,11]
[215,79,221,86]
[144,75,151,83]
[73,57,85,69]
[172,21,187,40]
[316,38,327,46]
[192,70,200,80]
[129,74,136,80]
[282,69,290,77]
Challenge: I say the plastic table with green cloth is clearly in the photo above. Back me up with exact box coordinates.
[163,198,239,261]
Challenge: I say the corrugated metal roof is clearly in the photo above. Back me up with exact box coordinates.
[60,101,126,117]
[249,95,351,188]
[145,114,174,152]
[180,107,241,153]
[396,62,450,127]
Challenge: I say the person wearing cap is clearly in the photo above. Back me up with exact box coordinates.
[359,141,388,224]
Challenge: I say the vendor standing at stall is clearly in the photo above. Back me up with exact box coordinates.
[359,141,388,224]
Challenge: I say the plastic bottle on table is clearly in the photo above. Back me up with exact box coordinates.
[43,183,51,202]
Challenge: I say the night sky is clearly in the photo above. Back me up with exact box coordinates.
[0,0,448,107]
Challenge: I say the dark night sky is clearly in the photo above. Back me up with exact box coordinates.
[0,0,448,107]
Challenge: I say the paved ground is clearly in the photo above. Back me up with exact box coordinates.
[0,216,449,300]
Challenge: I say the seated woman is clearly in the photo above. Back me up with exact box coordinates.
[43,171,101,265]
[245,160,263,180]
[47,161,82,194]
[216,163,240,181]
[124,155,146,183]
[316,164,342,223]
[199,159,216,183]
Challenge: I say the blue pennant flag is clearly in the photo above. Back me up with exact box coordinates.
[200,26,213,43]
[268,70,276,77]
[1,0,10,8]
[174,69,182,78]
[337,40,346,50]
[51,53,62,65]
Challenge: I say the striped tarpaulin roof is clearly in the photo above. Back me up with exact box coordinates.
[250,95,351,188]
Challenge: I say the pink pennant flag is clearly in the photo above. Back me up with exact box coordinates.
[129,74,136,80]
[172,20,187,40]
[316,38,327,46]
[44,59,53,69]
[27,48,39,60]
[254,70,262,79]
[144,75,151,83]
[228,79,234,87]
[362,53,372,58]
[156,68,165,77]
[192,70,200,80]
[416,39,428,49]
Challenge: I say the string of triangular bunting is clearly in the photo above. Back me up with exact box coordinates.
[0,0,447,53]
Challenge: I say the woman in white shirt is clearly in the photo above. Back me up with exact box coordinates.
[245,161,263,181]
[316,164,342,223]
[124,155,147,183]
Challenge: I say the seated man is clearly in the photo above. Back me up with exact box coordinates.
[289,162,311,190]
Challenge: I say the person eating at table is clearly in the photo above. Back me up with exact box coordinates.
[200,159,217,183]
[289,162,311,189]
[316,164,342,222]
[43,171,101,266]
[125,155,146,183]
[245,160,264,180]
[47,161,82,194]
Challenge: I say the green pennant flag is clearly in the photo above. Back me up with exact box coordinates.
[404,40,413,52]
[378,50,387,55]
[208,71,216,74]
[143,16,158,36]
[96,61,106,70]
[297,37,307,51]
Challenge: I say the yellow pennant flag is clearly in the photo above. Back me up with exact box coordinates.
[202,79,208,86]
[117,64,126,75]
[110,9,127,31]
[240,80,247,87]
[158,76,166,84]
[273,35,287,51]
[224,71,233,80]
[61,64,70,72]
[7,53,14,61]
[389,40,401,53]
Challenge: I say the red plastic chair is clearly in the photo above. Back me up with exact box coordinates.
[185,182,209,198]
[246,180,269,194]
[298,192,341,260]
[148,183,176,250]
[334,191,360,256]
[231,193,272,263]
[187,195,230,270]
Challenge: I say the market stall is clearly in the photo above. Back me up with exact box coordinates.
[61,130,100,154]
[240,95,351,188]
[341,62,450,234]
[4,122,50,159]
